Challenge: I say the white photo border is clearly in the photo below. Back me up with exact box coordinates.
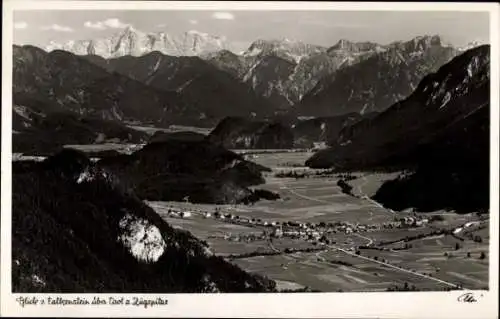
[1,1,499,318]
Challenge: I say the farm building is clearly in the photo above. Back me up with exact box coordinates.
[464,221,479,228]
[273,227,283,238]
[312,142,327,150]
[181,211,192,218]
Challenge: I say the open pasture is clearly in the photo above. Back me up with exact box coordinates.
[234,248,451,292]
[356,234,489,289]
[249,177,397,224]
[63,142,142,154]
[206,239,272,257]
[164,216,260,238]
[127,124,212,135]
[347,172,402,197]
[235,150,314,165]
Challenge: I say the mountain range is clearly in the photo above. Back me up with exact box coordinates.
[13,44,273,130]
[29,27,486,122]
[306,44,490,212]
[46,27,232,58]
[42,28,480,114]
[297,35,459,116]
[307,44,490,169]
[14,31,488,148]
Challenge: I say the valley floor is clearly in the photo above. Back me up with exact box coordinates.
[149,151,490,292]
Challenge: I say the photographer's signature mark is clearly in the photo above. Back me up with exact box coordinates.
[457,292,482,303]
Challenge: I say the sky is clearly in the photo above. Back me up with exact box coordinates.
[13,10,490,52]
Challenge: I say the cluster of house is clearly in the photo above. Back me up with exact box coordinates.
[222,232,268,242]
[272,227,322,241]
[164,208,193,219]
[165,205,435,246]
[453,220,482,234]
[311,142,328,151]
[395,216,430,228]
[199,209,391,241]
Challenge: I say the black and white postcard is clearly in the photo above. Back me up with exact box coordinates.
[1,1,499,318]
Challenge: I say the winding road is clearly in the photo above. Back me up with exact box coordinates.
[354,233,374,246]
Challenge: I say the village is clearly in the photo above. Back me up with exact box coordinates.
[159,204,440,245]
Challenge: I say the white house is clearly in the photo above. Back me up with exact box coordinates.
[464,221,478,228]
[312,142,327,150]
[181,211,192,218]
[273,227,283,238]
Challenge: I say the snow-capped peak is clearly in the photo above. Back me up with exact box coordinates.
[44,27,231,58]
[187,29,208,36]
[458,40,487,52]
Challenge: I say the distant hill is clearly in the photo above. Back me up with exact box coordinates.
[306,45,490,213]
[297,35,459,116]
[13,93,148,156]
[207,117,295,149]
[13,45,187,125]
[290,113,367,148]
[205,35,460,114]
[207,38,381,109]
[83,51,277,124]
[14,45,275,128]
[12,149,276,292]
[97,138,272,204]
[372,105,489,214]
[148,130,207,143]
[203,49,252,79]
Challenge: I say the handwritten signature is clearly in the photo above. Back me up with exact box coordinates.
[457,293,480,303]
